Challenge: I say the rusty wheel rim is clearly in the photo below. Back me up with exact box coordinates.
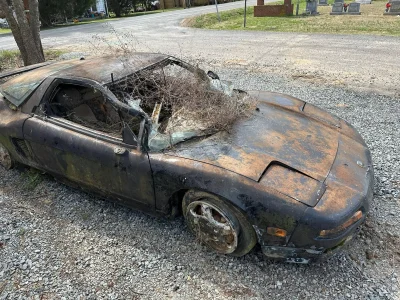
[0,143,12,170]
[186,200,238,254]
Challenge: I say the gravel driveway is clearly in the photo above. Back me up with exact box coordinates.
[0,68,399,299]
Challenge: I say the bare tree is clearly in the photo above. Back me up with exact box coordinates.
[0,0,44,66]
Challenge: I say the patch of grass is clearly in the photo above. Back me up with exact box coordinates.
[17,227,26,236]
[0,49,66,72]
[186,1,400,36]
[0,28,11,35]
[21,168,44,191]
[0,49,21,72]
[51,18,119,29]
[44,49,66,60]
[81,211,91,221]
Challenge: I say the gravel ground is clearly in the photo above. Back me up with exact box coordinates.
[0,68,399,299]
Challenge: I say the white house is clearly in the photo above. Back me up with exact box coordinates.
[92,0,108,14]
[95,0,106,12]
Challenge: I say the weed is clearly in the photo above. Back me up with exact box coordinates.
[21,168,44,191]
[0,50,21,72]
[81,212,91,221]
[17,227,26,236]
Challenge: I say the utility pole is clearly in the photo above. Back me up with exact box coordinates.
[244,0,247,27]
[214,0,221,22]
[104,0,109,17]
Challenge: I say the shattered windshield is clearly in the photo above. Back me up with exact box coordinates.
[108,58,255,151]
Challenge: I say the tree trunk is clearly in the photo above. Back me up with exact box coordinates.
[115,5,122,17]
[0,0,45,66]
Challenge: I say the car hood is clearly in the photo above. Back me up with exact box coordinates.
[166,91,348,182]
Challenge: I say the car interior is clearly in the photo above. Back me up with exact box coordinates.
[47,83,142,138]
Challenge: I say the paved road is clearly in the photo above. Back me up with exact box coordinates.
[0,1,261,50]
[1,1,400,95]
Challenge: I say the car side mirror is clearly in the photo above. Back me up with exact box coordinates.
[122,125,137,146]
[207,71,220,80]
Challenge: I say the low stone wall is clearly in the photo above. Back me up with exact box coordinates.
[254,4,293,16]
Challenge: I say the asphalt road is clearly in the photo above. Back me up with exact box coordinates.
[0,1,261,50]
[1,1,400,95]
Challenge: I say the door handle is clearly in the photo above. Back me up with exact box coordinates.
[114,147,127,155]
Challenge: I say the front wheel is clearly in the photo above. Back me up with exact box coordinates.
[182,190,257,257]
[0,142,12,170]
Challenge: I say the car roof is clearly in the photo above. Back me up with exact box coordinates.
[0,52,169,107]
[54,53,169,83]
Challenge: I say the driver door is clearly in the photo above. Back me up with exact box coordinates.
[23,78,155,210]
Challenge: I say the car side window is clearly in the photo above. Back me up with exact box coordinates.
[45,83,141,139]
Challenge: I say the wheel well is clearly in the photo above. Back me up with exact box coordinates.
[169,189,189,217]
[169,188,248,220]
[180,189,258,256]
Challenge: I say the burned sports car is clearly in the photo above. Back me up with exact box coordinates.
[0,53,373,263]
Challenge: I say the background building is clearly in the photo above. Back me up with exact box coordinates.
[95,0,107,12]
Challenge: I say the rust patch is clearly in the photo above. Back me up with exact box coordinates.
[260,164,325,206]
[168,100,339,182]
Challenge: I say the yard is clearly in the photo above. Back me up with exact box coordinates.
[0,28,10,35]
[0,49,64,72]
[184,0,400,36]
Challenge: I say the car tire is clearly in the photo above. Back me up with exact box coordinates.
[0,142,13,170]
[182,190,257,257]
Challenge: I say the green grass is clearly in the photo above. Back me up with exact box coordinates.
[21,169,44,191]
[0,49,21,71]
[51,18,119,29]
[0,49,18,60]
[186,0,400,36]
[0,28,11,35]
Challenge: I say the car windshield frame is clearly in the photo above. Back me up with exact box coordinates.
[105,58,217,152]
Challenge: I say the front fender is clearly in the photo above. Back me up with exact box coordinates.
[148,153,308,246]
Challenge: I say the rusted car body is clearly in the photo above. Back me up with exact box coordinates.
[0,54,374,263]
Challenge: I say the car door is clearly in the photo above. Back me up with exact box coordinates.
[22,78,155,210]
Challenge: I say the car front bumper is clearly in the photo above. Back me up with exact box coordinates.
[260,133,374,263]
[260,211,367,263]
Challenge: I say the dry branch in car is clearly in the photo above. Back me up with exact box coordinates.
[109,63,257,136]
